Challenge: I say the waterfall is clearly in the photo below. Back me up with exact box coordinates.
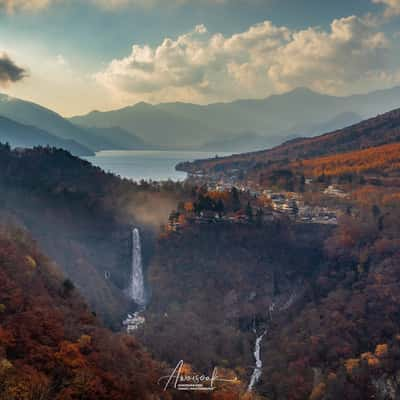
[130,228,146,306]
[247,330,267,391]
[122,228,147,333]
[247,289,301,392]
[248,305,274,392]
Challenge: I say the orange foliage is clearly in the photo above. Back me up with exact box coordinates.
[382,193,400,206]
[375,343,388,358]
[361,352,380,368]
[309,382,326,400]
[208,191,230,202]
[184,202,195,213]
[0,229,191,400]
[344,358,360,373]
[292,142,400,177]
[178,214,186,224]
[55,341,87,369]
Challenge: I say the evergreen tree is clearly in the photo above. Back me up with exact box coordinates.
[230,187,241,212]
[215,199,225,215]
[255,208,264,227]
[245,202,253,221]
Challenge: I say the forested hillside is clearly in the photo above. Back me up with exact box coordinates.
[178,107,400,175]
[0,226,177,400]
[0,144,261,399]
[292,142,400,178]
[256,188,400,399]
[0,144,190,327]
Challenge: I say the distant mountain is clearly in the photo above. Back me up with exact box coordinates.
[0,93,97,147]
[177,107,400,173]
[0,93,151,152]
[70,86,400,149]
[72,102,214,148]
[200,132,268,152]
[286,111,363,139]
[0,115,93,156]
[82,126,154,151]
[200,113,363,153]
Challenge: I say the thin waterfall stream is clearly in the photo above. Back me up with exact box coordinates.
[248,330,267,391]
[247,289,300,392]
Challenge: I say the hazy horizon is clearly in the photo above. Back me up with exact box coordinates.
[1,0,400,116]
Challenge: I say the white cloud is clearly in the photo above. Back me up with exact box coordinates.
[95,16,392,104]
[373,0,400,17]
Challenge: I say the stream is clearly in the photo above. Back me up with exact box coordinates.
[248,330,267,391]
[247,290,299,392]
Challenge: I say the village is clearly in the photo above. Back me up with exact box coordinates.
[167,170,349,232]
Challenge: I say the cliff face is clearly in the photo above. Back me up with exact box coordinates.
[139,222,330,375]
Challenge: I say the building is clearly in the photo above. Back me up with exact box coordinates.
[324,185,348,198]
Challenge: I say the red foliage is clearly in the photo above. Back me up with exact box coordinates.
[0,227,196,400]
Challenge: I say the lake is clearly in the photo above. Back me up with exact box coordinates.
[84,150,230,182]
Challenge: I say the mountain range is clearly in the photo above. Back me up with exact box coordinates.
[70,86,400,151]
[0,86,400,155]
[0,93,152,154]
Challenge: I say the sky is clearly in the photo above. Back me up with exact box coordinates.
[0,0,400,116]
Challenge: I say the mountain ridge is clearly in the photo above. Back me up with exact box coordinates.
[0,114,94,156]
[177,106,400,174]
[70,86,400,150]
[0,93,153,152]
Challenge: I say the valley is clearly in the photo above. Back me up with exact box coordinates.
[0,103,400,399]
[3,2,400,399]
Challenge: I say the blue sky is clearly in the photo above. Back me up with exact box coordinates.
[0,0,400,115]
[0,0,383,65]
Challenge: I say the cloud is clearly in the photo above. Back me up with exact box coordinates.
[373,0,400,17]
[90,0,230,8]
[0,0,230,13]
[267,16,389,93]
[0,0,51,13]
[0,52,27,86]
[95,16,391,104]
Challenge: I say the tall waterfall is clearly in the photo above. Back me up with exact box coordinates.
[130,228,146,306]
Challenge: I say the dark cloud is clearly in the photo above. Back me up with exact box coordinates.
[0,53,27,85]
